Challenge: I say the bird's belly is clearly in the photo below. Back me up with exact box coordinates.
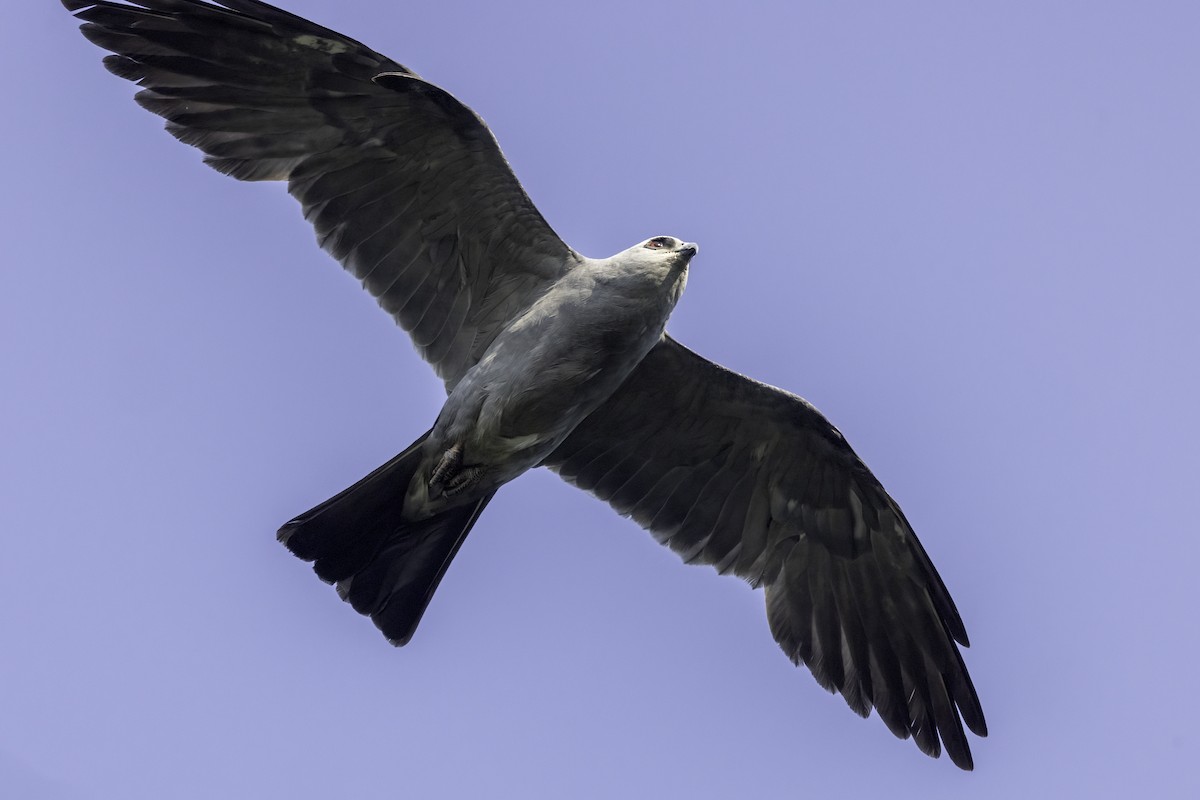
[444,314,663,473]
[405,271,675,519]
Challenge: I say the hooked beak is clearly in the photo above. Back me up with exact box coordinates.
[679,242,699,259]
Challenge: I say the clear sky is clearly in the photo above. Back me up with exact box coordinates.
[4,1,1198,797]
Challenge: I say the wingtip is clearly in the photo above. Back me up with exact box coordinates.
[967,714,989,739]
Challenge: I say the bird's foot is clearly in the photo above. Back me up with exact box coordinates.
[429,443,485,497]
[443,466,484,497]
[429,443,463,492]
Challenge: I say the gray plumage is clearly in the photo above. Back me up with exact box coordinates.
[63,0,986,770]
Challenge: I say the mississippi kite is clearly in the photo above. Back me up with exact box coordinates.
[63,0,987,769]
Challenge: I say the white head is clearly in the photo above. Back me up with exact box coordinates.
[611,235,699,276]
[634,235,698,262]
[599,235,698,307]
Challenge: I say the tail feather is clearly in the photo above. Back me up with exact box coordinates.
[341,492,493,644]
[278,429,494,645]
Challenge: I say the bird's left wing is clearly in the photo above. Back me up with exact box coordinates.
[544,336,987,769]
[64,0,581,389]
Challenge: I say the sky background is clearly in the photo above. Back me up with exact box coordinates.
[4,0,1198,797]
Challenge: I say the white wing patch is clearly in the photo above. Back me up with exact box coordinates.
[292,34,350,55]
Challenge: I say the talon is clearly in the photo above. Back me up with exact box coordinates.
[444,466,484,497]
[430,442,463,490]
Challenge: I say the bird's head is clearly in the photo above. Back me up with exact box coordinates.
[638,235,698,263]
[618,236,699,277]
[603,235,698,306]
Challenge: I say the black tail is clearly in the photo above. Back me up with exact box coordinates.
[278,430,494,645]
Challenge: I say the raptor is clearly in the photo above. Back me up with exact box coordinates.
[64,0,987,768]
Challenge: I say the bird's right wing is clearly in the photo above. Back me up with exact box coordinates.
[64,0,581,389]
[544,336,986,769]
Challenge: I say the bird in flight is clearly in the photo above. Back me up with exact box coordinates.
[64,0,987,769]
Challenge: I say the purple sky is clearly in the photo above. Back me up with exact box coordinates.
[5,1,1198,796]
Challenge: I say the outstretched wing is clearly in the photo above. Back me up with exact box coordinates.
[64,0,580,389]
[544,336,987,769]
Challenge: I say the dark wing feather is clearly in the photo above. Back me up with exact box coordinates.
[545,336,987,769]
[64,0,580,388]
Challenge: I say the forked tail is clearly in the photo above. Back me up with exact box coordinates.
[278,430,494,645]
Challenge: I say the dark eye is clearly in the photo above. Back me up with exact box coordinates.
[644,237,671,250]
